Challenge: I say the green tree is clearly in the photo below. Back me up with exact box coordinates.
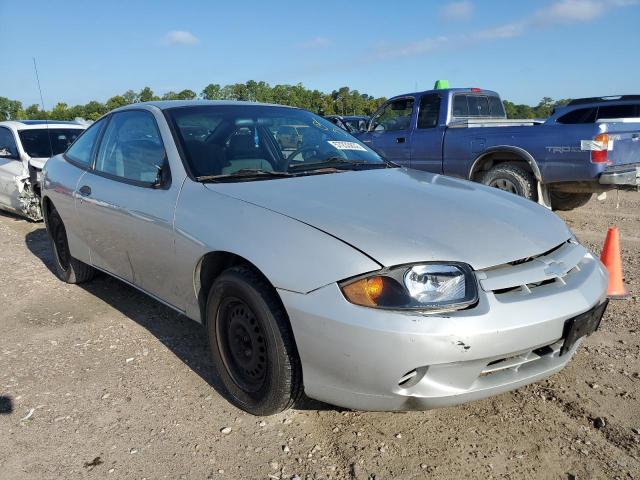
[201,83,223,100]
[0,97,23,121]
[138,86,158,103]
[23,104,46,119]
[49,102,71,120]
[105,95,129,111]
[162,89,197,100]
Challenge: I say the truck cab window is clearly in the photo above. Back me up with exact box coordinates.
[489,96,506,117]
[371,98,414,132]
[467,96,490,116]
[417,94,440,129]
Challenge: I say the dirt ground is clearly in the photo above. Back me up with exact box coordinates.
[0,191,638,480]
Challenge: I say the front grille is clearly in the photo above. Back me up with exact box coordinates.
[479,340,563,377]
[478,240,587,296]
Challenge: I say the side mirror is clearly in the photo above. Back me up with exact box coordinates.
[152,162,171,189]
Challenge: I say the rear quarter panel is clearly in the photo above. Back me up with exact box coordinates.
[443,123,607,183]
[41,155,90,263]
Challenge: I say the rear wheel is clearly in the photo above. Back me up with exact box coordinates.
[549,190,593,211]
[481,164,537,201]
[206,266,302,415]
[47,207,96,284]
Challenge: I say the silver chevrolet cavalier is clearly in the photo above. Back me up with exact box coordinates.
[41,101,609,415]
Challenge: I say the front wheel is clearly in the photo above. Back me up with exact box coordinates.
[206,266,302,415]
[550,191,593,211]
[47,206,96,284]
[481,164,537,201]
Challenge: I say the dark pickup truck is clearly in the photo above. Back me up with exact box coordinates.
[357,89,640,210]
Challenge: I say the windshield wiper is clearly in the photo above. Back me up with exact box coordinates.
[288,156,389,172]
[196,168,293,183]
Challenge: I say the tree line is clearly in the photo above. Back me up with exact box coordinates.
[0,81,571,122]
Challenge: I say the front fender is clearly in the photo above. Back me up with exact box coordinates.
[173,181,382,320]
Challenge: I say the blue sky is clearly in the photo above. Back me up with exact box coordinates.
[1,0,639,107]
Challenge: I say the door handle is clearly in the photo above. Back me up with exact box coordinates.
[396,137,406,144]
[79,185,92,197]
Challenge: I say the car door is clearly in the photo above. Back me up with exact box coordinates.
[409,93,445,173]
[75,109,182,305]
[366,98,415,166]
[0,126,24,212]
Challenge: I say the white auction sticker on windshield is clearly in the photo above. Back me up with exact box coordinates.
[327,141,367,151]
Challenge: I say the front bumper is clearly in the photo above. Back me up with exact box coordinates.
[279,244,608,411]
[599,163,640,189]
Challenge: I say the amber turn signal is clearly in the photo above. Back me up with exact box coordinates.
[342,276,385,307]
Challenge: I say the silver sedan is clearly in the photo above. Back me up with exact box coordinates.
[41,101,609,415]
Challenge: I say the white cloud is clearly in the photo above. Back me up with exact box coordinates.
[163,30,199,46]
[374,36,451,59]
[537,0,605,23]
[440,1,474,20]
[370,0,637,60]
[297,37,331,49]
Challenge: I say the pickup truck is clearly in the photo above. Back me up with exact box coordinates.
[357,89,640,210]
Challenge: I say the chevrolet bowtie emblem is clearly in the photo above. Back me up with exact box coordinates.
[544,261,567,277]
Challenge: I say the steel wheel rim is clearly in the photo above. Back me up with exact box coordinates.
[52,219,70,271]
[216,297,267,392]
[489,178,518,194]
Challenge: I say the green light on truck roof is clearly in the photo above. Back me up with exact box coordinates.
[434,79,450,89]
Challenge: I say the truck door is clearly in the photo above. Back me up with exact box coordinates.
[365,97,414,166]
[409,93,444,173]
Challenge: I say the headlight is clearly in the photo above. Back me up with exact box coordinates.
[340,263,478,312]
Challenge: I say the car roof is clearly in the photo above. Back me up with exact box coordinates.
[118,100,299,111]
[566,95,640,107]
[0,120,86,130]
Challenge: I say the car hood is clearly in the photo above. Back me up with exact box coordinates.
[206,168,571,270]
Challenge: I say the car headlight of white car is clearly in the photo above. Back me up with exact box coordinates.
[340,263,478,312]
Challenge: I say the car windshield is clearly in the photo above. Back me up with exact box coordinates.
[166,105,388,181]
[18,128,84,158]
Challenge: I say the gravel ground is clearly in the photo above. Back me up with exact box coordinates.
[0,192,638,480]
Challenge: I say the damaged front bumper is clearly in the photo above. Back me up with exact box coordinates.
[278,242,608,411]
[15,166,44,221]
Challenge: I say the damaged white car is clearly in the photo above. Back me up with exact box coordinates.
[0,120,85,220]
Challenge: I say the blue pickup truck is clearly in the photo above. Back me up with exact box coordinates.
[357,88,640,210]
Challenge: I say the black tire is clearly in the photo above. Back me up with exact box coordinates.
[549,191,593,211]
[206,265,302,415]
[47,206,96,284]
[481,164,537,201]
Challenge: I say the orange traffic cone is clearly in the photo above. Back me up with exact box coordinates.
[600,226,630,299]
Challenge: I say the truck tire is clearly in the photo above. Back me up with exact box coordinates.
[206,265,303,415]
[481,164,537,201]
[550,191,592,211]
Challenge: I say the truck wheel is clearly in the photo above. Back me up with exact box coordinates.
[47,207,96,284]
[206,265,302,415]
[481,164,537,201]
[550,191,592,211]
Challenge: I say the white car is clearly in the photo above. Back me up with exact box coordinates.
[0,120,85,220]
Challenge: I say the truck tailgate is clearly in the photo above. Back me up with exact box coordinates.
[600,119,640,167]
